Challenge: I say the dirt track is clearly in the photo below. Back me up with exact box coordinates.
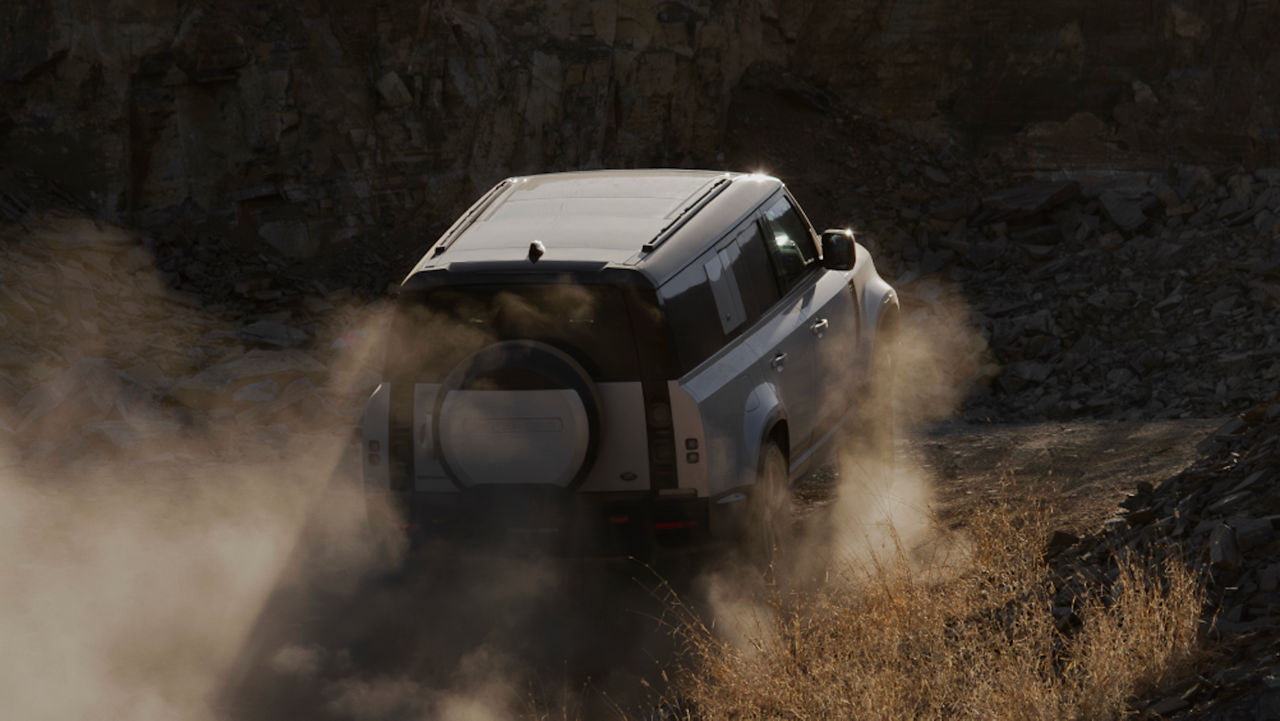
[219,417,1222,719]
[915,417,1223,532]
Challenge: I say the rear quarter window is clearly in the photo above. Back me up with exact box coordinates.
[660,262,728,374]
[659,220,783,374]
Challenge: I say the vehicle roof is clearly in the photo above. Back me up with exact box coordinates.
[406,169,786,286]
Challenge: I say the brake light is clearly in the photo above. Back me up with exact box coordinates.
[650,441,676,465]
[648,401,672,428]
[643,382,678,490]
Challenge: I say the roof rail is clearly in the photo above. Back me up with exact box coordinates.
[639,175,732,254]
[427,179,513,258]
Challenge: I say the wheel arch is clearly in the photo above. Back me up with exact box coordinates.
[765,421,789,466]
[741,382,787,486]
[862,278,899,350]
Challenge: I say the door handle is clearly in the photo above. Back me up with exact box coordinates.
[771,353,787,372]
[810,318,829,338]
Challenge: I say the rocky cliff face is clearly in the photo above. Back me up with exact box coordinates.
[1,0,806,260]
[3,0,1279,262]
[797,0,1280,168]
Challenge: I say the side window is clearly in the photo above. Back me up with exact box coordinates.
[761,195,818,294]
[704,248,747,334]
[730,223,782,320]
[660,262,729,373]
[659,210,807,374]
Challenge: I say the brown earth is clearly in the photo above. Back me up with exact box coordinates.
[915,417,1224,533]
[214,416,1224,719]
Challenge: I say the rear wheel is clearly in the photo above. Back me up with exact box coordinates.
[744,442,792,566]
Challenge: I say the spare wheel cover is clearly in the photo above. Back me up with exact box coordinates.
[432,340,601,490]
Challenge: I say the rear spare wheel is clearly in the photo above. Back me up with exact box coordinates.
[433,340,601,489]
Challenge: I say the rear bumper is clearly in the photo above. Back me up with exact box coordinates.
[368,488,710,556]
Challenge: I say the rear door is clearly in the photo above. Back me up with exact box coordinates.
[661,221,778,497]
[746,196,824,456]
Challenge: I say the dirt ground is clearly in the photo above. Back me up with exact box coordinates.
[218,416,1222,719]
[791,417,1222,551]
[913,417,1223,532]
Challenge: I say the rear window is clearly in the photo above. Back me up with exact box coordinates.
[387,283,671,382]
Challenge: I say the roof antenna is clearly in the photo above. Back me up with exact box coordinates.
[528,240,545,262]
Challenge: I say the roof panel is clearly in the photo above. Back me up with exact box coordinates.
[512,170,724,201]
[490,196,679,220]
[411,169,784,282]
[451,215,671,252]
[449,170,732,257]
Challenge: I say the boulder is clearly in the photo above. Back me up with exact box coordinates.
[376,71,414,108]
[1099,188,1150,232]
[979,181,1081,223]
[1208,523,1242,571]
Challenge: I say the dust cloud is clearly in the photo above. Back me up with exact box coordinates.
[0,437,353,721]
[696,273,994,649]
[0,215,680,720]
[827,282,992,567]
[0,214,397,720]
[1,211,994,719]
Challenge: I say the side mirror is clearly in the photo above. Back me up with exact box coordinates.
[820,229,856,270]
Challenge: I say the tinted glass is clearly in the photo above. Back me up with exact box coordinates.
[761,195,818,293]
[387,284,650,381]
[704,249,747,334]
[730,223,782,321]
[660,261,727,373]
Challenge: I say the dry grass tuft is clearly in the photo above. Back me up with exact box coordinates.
[668,502,1204,721]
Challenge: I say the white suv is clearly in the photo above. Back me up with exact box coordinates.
[360,170,898,554]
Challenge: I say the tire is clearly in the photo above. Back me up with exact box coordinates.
[744,442,792,566]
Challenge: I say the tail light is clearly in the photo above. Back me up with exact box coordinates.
[643,385,677,490]
[648,401,672,428]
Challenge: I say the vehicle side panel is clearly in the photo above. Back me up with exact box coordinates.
[852,244,899,361]
[743,285,820,454]
[806,266,863,453]
[679,338,770,499]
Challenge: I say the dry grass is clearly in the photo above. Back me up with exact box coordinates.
[666,502,1204,721]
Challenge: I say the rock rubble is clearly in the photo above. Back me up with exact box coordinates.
[1046,393,1280,719]
[869,166,1280,423]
